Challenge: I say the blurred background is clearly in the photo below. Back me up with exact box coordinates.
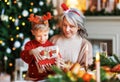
[0,0,120,81]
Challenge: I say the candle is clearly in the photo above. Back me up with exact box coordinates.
[96,52,100,62]
[96,52,100,82]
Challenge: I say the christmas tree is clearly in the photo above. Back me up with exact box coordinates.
[0,0,58,75]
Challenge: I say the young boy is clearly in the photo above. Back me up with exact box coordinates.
[20,12,59,81]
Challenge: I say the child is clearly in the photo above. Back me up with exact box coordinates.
[20,12,60,81]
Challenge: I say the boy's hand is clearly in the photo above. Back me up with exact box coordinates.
[29,49,33,55]
[29,49,36,55]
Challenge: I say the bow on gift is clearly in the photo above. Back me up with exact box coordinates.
[28,12,52,24]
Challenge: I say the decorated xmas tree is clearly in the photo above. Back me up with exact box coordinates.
[0,0,58,75]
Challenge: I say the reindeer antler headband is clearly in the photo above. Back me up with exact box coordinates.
[28,12,52,24]
[61,3,80,16]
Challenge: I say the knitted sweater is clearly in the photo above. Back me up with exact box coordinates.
[50,34,93,66]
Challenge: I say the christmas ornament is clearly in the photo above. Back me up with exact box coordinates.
[21,38,30,50]
[39,1,44,6]
[17,2,22,8]
[22,10,29,17]
[52,25,56,30]
[1,42,5,46]
[14,41,21,48]
[33,8,38,13]
[1,15,8,22]
[6,48,11,54]
[1,8,5,15]
[49,29,54,35]
[14,18,19,26]
[23,38,30,44]
[53,9,58,16]
[18,33,24,39]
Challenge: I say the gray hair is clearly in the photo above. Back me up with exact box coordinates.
[61,8,88,38]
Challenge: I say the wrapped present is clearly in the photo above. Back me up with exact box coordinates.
[31,45,65,73]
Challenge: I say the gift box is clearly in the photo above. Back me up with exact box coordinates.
[31,45,64,73]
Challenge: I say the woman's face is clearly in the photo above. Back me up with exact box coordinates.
[62,17,79,38]
[31,29,49,44]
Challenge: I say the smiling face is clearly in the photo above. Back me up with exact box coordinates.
[31,29,49,44]
[62,17,79,38]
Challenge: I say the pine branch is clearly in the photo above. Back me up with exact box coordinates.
[113,54,120,64]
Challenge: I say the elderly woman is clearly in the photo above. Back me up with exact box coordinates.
[50,4,93,69]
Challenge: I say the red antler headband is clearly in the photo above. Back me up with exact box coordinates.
[61,3,80,16]
[42,12,52,21]
[28,12,52,24]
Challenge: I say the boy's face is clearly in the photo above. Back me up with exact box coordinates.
[31,29,49,44]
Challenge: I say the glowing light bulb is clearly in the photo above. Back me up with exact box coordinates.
[29,8,33,12]
[16,34,19,38]
[16,26,20,30]
[18,15,21,19]
[0,40,3,44]
[10,38,14,41]
[12,18,15,22]
[12,47,16,50]
[5,0,7,2]
[9,63,13,67]
[4,56,8,61]
[30,2,34,6]
[22,22,25,26]
[9,16,12,20]
[7,2,10,5]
